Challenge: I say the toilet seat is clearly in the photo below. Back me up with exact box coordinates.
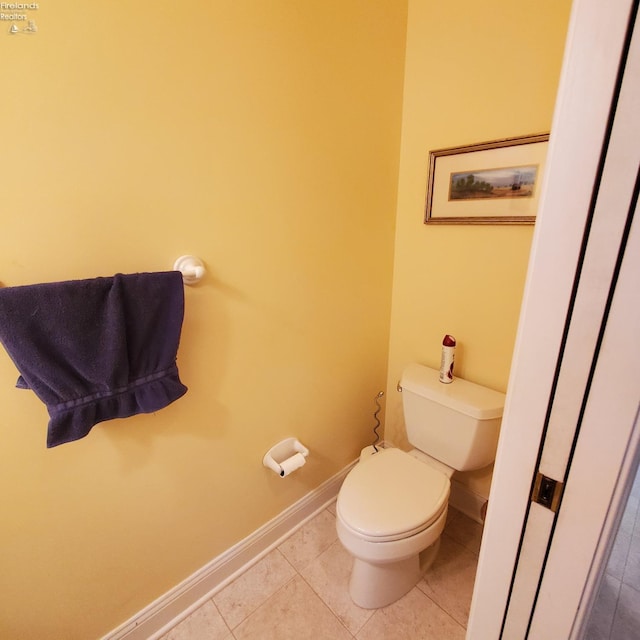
[337,448,450,543]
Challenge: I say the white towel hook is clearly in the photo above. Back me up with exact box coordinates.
[174,255,205,285]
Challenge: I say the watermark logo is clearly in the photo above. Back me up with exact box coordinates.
[3,2,39,35]
[8,19,36,34]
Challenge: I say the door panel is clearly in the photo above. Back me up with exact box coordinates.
[530,183,640,638]
[503,6,640,636]
[467,0,639,637]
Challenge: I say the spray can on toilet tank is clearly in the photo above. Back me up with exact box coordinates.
[439,334,456,384]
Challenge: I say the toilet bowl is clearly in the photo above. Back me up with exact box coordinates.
[336,363,505,609]
[336,447,451,609]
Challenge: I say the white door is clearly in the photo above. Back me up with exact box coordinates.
[467,0,640,637]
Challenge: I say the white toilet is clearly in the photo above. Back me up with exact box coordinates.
[336,363,505,609]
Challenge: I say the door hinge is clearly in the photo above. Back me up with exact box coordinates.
[532,472,564,512]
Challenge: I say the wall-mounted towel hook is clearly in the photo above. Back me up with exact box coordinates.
[174,256,205,285]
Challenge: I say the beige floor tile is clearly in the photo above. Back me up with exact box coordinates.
[301,539,374,634]
[160,600,232,640]
[212,549,296,629]
[278,508,338,571]
[608,529,633,581]
[233,575,352,640]
[417,534,478,627]
[610,583,640,639]
[159,504,484,640]
[443,508,484,556]
[620,494,639,536]
[356,587,465,640]
[623,529,640,591]
[584,573,621,640]
[445,507,461,528]
[631,468,640,500]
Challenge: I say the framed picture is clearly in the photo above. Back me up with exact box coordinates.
[424,133,549,225]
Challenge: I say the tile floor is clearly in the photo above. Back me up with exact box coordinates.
[585,467,640,640]
[159,503,482,640]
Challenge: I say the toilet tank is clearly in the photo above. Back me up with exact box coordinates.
[400,364,505,472]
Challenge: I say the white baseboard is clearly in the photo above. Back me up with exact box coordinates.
[102,461,355,640]
[449,479,489,524]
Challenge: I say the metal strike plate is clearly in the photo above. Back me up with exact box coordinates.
[532,472,564,513]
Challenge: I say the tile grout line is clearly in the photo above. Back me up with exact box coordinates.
[276,510,359,638]
[224,548,301,635]
[295,543,365,638]
[416,586,468,633]
[297,570,358,639]
[223,510,350,638]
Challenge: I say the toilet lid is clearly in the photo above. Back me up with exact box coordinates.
[338,448,450,541]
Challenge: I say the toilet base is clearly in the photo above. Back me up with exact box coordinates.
[348,537,441,609]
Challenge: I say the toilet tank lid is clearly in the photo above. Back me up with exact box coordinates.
[401,364,505,419]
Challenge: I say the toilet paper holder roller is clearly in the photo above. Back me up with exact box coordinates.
[263,438,309,478]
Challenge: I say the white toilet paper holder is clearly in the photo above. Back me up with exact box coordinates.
[263,438,309,478]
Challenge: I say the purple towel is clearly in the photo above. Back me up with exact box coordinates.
[0,271,188,447]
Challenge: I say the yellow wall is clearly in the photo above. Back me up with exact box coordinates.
[0,1,572,637]
[0,3,407,638]
[384,0,572,495]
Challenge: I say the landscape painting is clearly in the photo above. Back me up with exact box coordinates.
[425,133,549,224]
[449,165,539,201]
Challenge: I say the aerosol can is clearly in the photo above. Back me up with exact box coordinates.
[439,334,456,384]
